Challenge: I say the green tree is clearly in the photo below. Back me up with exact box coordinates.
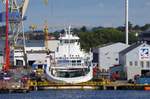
[80,26,87,32]
[78,28,125,51]
[129,32,138,44]
[141,24,150,31]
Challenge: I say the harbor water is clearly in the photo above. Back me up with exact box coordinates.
[0,90,150,99]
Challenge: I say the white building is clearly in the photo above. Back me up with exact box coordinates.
[93,42,129,70]
[48,40,59,51]
[119,42,150,80]
[14,40,47,66]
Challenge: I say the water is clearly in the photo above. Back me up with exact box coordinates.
[0,90,150,99]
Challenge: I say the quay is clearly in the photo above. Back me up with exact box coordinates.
[29,80,150,91]
[1,80,150,93]
[0,80,30,93]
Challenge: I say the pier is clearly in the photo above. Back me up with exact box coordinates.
[0,80,30,93]
[1,79,150,93]
[29,80,150,91]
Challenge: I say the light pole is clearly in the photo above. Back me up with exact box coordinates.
[125,0,129,45]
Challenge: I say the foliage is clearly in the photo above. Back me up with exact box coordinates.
[1,21,150,51]
[78,28,126,51]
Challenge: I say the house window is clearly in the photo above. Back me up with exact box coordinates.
[135,61,138,66]
[146,61,150,68]
[129,61,133,66]
[141,61,144,68]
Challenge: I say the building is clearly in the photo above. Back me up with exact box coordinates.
[14,40,47,68]
[48,40,59,51]
[93,42,129,70]
[119,42,150,80]
[139,29,150,43]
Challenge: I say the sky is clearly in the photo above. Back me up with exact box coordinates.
[1,0,150,31]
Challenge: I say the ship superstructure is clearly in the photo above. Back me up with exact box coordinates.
[46,26,93,84]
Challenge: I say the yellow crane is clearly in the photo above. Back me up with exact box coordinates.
[43,0,49,50]
[29,0,49,50]
[43,20,49,50]
[44,0,48,5]
[29,24,37,32]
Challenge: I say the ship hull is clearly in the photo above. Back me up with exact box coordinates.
[46,65,93,84]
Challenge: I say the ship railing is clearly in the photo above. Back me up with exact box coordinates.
[50,63,88,69]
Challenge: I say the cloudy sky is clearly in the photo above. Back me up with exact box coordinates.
[1,0,150,30]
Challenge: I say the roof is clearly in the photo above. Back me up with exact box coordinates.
[98,42,114,48]
[139,29,150,42]
[96,42,128,49]
[119,42,145,55]
[26,50,47,54]
[141,28,150,34]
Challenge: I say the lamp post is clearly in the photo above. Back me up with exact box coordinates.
[125,0,129,45]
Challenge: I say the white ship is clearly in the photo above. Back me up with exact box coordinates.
[46,26,93,84]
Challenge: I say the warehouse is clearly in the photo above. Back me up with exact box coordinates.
[93,42,129,70]
[13,40,47,67]
[119,42,150,80]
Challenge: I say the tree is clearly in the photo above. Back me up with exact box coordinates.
[117,26,125,32]
[141,24,150,31]
[78,28,125,51]
[129,32,138,44]
[128,21,133,31]
[133,25,141,31]
[91,26,103,32]
[80,26,87,32]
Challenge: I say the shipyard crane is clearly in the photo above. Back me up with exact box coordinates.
[29,24,37,32]
[44,0,48,5]
[1,0,49,69]
[43,20,49,50]
[1,0,29,69]
[3,0,9,71]
[43,0,49,50]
